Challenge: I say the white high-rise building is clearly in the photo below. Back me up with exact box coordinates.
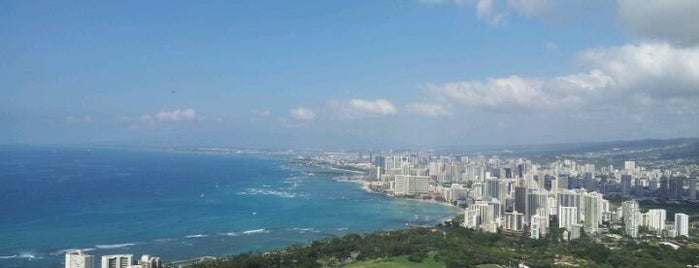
[582,192,602,234]
[393,175,429,196]
[527,190,549,225]
[101,254,133,268]
[675,213,689,238]
[463,199,501,233]
[624,161,636,171]
[622,200,640,238]
[647,209,666,234]
[65,250,94,268]
[504,211,524,232]
[530,215,544,239]
[559,206,578,230]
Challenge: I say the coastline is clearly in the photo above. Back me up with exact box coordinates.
[332,176,464,216]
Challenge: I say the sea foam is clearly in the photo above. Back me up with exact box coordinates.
[242,228,268,234]
[95,243,136,249]
[185,234,209,238]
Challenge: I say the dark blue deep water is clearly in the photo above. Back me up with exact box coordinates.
[0,146,458,268]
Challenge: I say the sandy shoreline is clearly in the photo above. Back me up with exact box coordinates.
[336,178,464,214]
[324,164,463,221]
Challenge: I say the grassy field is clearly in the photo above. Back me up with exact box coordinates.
[346,256,504,268]
[346,255,444,268]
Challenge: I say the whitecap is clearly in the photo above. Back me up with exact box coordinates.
[95,243,135,249]
[236,188,303,199]
[18,253,36,259]
[242,228,268,234]
[223,232,238,236]
[185,234,209,238]
[0,255,18,259]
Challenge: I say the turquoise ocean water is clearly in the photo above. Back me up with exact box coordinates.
[0,146,458,268]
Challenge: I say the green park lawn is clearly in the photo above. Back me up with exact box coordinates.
[346,255,444,268]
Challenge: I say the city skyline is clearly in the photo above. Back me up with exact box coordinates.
[2,0,698,148]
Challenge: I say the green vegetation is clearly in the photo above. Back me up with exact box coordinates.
[188,220,699,268]
[346,254,443,268]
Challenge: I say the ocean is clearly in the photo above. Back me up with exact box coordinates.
[0,146,459,268]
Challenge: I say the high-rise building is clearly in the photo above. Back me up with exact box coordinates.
[559,206,578,230]
[689,179,697,200]
[582,192,602,234]
[530,215,546,239]
[65,250,94,268]
[557,190,580,207]
[101,254,133,268]
[464,200,501,233]
[393,175,429,196]
[624,161,636,171]
[133,255,163,268]
[527,191,549,225]
[675,213,689,238]
[514,186,527,214]
[504,211,524,232]
[484,178,499,200]
[621,175,633,196]
[668,177,684,200]
[558,176,569,190]
[647,209,666,234]
[622,200,640,238]
[372,155,386,170]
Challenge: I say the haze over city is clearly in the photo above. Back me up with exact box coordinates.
[2,0,698,148]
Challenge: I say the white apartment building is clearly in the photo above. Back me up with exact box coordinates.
[65,250,94,268]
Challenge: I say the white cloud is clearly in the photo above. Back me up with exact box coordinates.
[406,103,452,117]
[476,0,506,24]
[419,0,553,24]
[329,99,398,119]
[617,0,699,45]
[427,72,602,111]
[427,42,699,116]
[129,109,202,123]
[117,109,203,129]
[545,41,558,51]
[289,107,316,121]
[151,109,200,121]
[578,42,699,98]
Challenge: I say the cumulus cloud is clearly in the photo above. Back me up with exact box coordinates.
[578,42,699,98]
[426,42,699,115]
[427,71,606,111]
[406,103,452,117]
[289,107,316,121]
[617,0,699,45]
[329,99,398,119]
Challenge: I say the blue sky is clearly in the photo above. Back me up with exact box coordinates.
[2,0,698,148]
